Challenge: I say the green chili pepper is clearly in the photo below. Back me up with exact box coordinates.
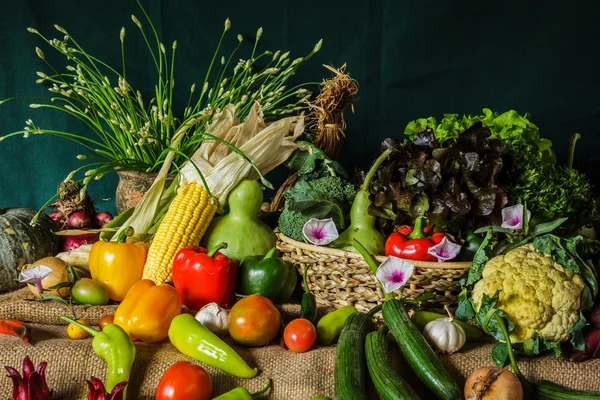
[213,379,272,399]
[99,207,135,241]
[310,397,333,400]
[316,305,358,345]
[168,313,257,378]
[300,265,317,324]
[60,316,135,399]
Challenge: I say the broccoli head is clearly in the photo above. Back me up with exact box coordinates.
[278,207,308,242]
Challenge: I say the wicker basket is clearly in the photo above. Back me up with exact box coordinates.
[276,233,471,313]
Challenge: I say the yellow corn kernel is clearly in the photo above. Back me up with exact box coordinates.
[143,182,217,284]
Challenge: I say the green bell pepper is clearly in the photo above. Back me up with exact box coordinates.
[237,248,298,304]
[168,314,257,378]
[60,316,135,399]
[459,230,484,261]
[213,379,272,399]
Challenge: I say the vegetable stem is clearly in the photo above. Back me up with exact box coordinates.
[568,133,581,170]
[362,149,392,191]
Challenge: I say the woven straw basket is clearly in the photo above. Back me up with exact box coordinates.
[276,233,471,313]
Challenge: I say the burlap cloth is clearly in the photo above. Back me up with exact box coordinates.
[1,289,600,399]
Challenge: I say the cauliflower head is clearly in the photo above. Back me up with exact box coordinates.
[471,244,585,343]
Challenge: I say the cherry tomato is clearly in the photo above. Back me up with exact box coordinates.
[98,314,114,330]
[284,318,317,353]
[229,294,281,346]
[67,319,91,340]
[156,361,212,400]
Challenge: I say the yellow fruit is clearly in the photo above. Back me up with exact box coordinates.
[67,319,91,340]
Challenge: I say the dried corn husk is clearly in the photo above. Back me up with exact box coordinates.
[55,244,92,270]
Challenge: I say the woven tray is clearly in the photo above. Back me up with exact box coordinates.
[276,233,471,313]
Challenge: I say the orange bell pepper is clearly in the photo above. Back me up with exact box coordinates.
[114,279,181,343]
[89,228,148,302]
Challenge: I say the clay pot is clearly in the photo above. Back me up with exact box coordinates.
[115,171,176,214]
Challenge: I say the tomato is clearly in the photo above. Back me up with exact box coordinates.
[284,318,317,353]
[228,294,281,346]
[71,278,110,305]
[156,361,212,400]
[98,314,114,330]
[67,319,91,340]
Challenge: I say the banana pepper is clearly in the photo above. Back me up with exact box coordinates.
[89,227,148,302]
[114,279,181,343]
[61,316,135,400]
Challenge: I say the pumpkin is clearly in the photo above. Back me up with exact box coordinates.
[0,208,57,292]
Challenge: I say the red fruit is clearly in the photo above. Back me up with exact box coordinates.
[86,377,127,400]
[4,356,52,400]
[156,361,212,400]
[283,318,317,353]
[67,212,92,229]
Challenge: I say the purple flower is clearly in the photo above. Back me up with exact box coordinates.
[375,256,415,293]
[19,265,52,295]
[501,204,531,233]
[427,237,462,262]
[302,218,339,246]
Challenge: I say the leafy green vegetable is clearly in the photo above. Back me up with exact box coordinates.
[455,288,475,321]
[404,108,597,233]
[284,141,348,179]
[366,123,508,235]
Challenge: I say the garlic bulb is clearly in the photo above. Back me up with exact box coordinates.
[423,317,466,354]
[195,303,229,334]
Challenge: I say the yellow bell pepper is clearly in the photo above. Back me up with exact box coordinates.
[89,228,148,302]
[114,279,181,343]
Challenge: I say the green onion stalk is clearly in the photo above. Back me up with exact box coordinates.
[0,0,322,207]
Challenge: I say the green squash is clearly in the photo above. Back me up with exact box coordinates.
[0,208,57,292]
[202,179,276,262]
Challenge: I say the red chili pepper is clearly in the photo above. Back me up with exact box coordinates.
[172,242,237,311]
[384,217,446,262]
[0,320,31,344]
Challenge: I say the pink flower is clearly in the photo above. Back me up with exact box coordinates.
[18,266,52,295]
[501,204,531,233]
[427,237,461,262]
[375,256,415,293]
[302,218,339,246]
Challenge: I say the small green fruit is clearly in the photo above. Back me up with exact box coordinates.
[71,278,110,305]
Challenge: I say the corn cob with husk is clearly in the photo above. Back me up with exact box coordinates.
[114,103,304,285]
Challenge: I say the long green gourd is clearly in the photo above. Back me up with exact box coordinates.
[333,149,392,255]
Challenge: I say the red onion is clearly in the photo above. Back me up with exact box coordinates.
[590,302,600,328]
[48,212,63,229]
[94,211,114,228]
[61,233,98,252]
[67,212,91,229]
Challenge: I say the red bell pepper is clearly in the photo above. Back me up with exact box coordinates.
[172,243,237,311]
[384,217,446,261]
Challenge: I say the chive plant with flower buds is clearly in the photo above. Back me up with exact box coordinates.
[0,1,321,206]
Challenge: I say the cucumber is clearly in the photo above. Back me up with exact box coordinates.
[536,380,600,399]
[334,311,372,399]
[365,326,420,400]
[383,299,461,400]
[412,310,484,342]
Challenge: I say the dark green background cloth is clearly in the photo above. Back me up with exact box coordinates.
[2,1,600,215]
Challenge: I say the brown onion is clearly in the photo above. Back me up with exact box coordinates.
[24,257,70,298]
[464,367,523,400]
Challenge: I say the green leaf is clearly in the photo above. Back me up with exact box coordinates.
[286,180,346,228]
[284,141,348,179]
[466,228,493,286]
[529,217,568,236]
[474,226,517,235]
[522,334,540,356]
[569,314,587,351]
[492,342,509,367]
[455,289,475,321]
[474,291,514,341]
[541,338,563,357]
